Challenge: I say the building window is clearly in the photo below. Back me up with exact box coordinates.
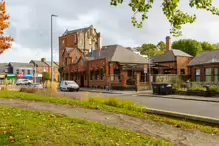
[72,57,74,63]
[66,58,68,65]
[128,70,132,78]
[205,68,212,82]
[39,67,42,72]
[27,70,30,74]
[214,68,219,83]
[114,69,120,80]
[16,69,19,74]
[196,69,200,82]
[90,71,94,80]
[22,69,25,74]
[140,71,146,82]
[180,69,185,75]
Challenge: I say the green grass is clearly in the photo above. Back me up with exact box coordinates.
[0,91,219,136]
[0,106,172,146]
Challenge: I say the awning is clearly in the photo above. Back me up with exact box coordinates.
[0,75,6,78]
[7,74,16,77]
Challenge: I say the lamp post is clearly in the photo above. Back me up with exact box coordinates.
[51,14,58,85]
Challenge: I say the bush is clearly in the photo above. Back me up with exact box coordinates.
[209,85,219,92]
[190,83,205,91]
[20,88,38,94]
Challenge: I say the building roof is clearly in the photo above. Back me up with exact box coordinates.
[62,26,91,36]
[30,60,48,67]
[45,61,59,67]
[152,49,193,63]
[9,62,34,68]
[188,50,219,66]
[86,45,148,64]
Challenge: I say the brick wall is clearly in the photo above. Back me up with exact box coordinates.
[176,56,193,75]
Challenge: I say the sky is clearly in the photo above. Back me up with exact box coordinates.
[1,0,219,63]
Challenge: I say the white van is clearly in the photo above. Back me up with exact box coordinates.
[60,80,79,92]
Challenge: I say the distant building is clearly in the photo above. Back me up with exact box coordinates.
[152,36,193,75]
[188,50,219,82]
[59,26,149,90]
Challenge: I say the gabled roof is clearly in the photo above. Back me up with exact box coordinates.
[152,49,193,63]
[30,60,48,67]
[9,62,34,68]
[86,45,148,64]
[188,50,219,66]
[62,26,91,36]
[45,61,59,68]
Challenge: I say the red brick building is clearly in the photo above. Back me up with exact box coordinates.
[188,50,219,82]
[59,26,149,90]
[152,36,193,76]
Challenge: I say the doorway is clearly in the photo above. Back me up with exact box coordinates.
[80,74,84,87]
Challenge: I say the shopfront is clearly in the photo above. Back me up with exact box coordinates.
[0,74,6,85]
[6,74,16,84]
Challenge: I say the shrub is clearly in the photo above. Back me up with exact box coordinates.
[190,83,205,91]
[209,85,219,92]
[20,88,38,94]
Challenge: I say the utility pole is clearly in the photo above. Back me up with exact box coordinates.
[51,14,58,86]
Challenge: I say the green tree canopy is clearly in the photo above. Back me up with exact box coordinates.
[43,72,51,81]
[138,43,165,57]
[157,41,166,51]
[110,0,219,36]
[172,39,202,56]
[201,41,216,51]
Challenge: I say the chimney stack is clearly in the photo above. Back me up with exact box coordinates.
[41,58,46,62]
[166,36,171,52]
[98,33,102,50]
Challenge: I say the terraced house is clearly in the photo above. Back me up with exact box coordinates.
[59,26,149,90]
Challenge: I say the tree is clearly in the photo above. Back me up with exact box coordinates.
[156,41,166,51]
[0,0,13,54]
[138,43,165,57]
[172,39,202,56]
[43,72,51,81]
[110,0,219,36]
[201,41,216,51]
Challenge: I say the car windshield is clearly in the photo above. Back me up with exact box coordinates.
[66,81,76,85]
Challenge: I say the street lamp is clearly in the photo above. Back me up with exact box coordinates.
[51,14,58,85]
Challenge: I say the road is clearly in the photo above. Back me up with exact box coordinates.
[58,91,219,119]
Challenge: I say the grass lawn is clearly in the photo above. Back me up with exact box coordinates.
[0,91,218,136]
[0,106,172,146]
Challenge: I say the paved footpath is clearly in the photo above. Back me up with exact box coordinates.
[1,98,219,146]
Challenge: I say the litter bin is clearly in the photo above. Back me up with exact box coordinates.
[152,83,161,95]
[159,84,173,95]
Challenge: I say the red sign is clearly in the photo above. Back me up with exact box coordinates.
[17,74,24,78]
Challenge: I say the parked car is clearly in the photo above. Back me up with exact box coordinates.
[16,79,33,85]
[60,80,79,92]
[29,83,43,89]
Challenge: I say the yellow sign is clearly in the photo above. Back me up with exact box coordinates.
[0,75,6,78]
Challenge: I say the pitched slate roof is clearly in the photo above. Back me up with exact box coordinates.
[30,60,48,67]
[62,26,90,36]
[86,45,148,64]
[9,62,34,67]
[45,61,59,68]
[188,50,219,66]
[152,49,193,63]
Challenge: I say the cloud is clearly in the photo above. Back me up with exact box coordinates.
[1,0,219,63]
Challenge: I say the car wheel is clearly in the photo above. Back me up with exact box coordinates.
[76,88,79,92]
